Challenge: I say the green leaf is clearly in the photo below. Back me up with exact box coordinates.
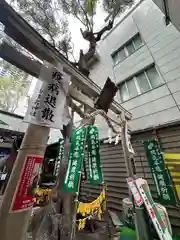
[84,0,98,16]
[103,0,134,16]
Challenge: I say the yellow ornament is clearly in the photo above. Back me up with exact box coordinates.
[82,219,86,230]
[78,220,82,231]
[78,219,86,231]
[102,189,105,199]
[98,207,102,220]
[103,200,107,211]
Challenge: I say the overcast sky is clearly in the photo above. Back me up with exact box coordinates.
[14,1,139,117]
[27,3,107,106]
[68,3,107,60]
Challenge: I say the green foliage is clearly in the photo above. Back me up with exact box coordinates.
[84,0,99,16]
[59,0,95,31]
[5,0,135,78]
[10,0,134,57]
[0,61,30,112]
[11,0,73,59]
[103,0,134,17]
[59,0,134,31]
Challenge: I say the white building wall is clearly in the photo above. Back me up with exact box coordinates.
[128,0,180,130]
[153,0,180,34]
[89,0,180,136]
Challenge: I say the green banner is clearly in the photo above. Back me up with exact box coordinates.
[54,139,64,177]
[143,140,177,205]
[63,128,86,193]
[87,126,103,185]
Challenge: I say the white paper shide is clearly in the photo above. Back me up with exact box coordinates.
[24,64,70,129]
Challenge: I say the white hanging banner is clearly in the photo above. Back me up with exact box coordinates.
[136,178,172,240]
[108,128,113,144]
[126,177,143,207]
[124,121,135,156]
[24,64,70,129]
[115,134,120,145]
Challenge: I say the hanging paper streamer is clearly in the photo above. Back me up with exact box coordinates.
[78,219,87,231]
[108,128,112,144]
[115,134,120,145]
[54,139,64,177]
[77,186,107,231]
[87,126,103,185]
[77,187,106,216]
[63,128,86,193]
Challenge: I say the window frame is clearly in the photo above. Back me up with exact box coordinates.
[112,33,143,66]
[112,51,120,65]
[120,81,130,102]
[125,41,136,57]
[132,35,143,51]
[112,47,127,65]
[119,65,163,103]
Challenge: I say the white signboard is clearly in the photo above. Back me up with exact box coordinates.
[136,178,172,240]
[1,173,7,180]
[126,177,143,207]
[24,64,70,129]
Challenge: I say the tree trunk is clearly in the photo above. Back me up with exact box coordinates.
[58,140,73,240]
[77,20,114,77]
[52,120,75,240]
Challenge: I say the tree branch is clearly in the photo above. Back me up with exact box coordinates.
[31,0,57,47]
[78,0,92,31]
[90,0,94,32]
[94,20,114,42]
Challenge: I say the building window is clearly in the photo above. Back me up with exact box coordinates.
[112,48,126,65]
[112,34,143,65]
[119,66,162,102]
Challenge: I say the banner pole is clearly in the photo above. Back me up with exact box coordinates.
[70,105,95,240]
[121,114,152,240]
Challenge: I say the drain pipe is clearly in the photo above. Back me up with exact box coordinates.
[162,0,171,25]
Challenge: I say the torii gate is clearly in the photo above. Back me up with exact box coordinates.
[0,1,147,240]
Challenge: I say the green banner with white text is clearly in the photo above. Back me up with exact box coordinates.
[87,126,103,185]
[63,128,86,193]
[143,140,177,205]
[54,139,64,177]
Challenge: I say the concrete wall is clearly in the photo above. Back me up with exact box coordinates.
[90,0,180,135]
[153,0,180,34]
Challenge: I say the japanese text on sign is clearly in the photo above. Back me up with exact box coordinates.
[143,140,177,205]
[136,178,172,240]
[64,128,86,193]
[54,139,64,177]
[11,155,43,212]
[24,64,70,129]
[87,126,103,185]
